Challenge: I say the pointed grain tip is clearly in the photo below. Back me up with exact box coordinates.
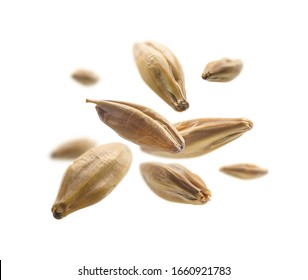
[174,142,185,154]
[201,73,209,80]
[201,194,211,204]
[240,118,253,130]
[246,119,254,129]
[86,99,102,105]
[86,99,94,104]
[50,152,56,158]
[175,100,189,112]
[52,211,63,220]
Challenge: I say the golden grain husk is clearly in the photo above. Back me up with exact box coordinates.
[50,138,97,159]
[71,69,99,85]
[141,118,253,158]
[133,41,188,112]
[140,162,211,204]
[86,99,185,154]
[220,163,268,179]
[201,58,243,82]
[51,143,132,219]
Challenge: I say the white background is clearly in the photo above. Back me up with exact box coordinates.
[1,0,307,279]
